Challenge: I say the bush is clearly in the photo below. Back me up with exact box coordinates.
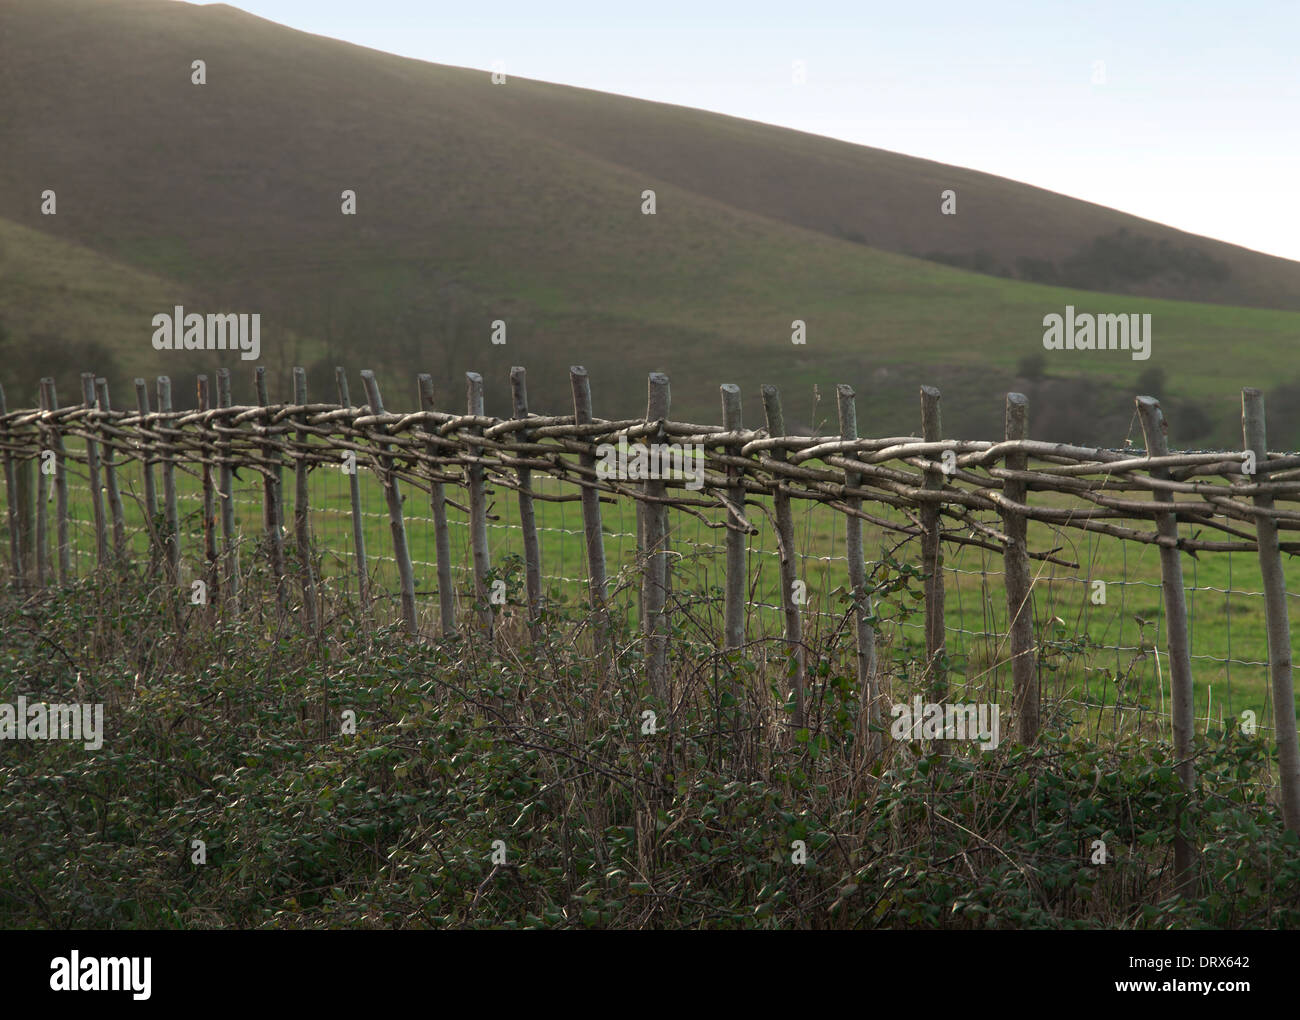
[0,559,1294,929]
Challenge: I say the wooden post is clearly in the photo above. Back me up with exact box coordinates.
[338,368,369,614]
[42,379,71,584]
[762,383,806,730]
[721,384,747,653]
[570,366,611,657]
[1242,388,1300,834]
[82,373,108,568]
[35,382,50,587]
[134,379,159,579]
[156,376,181,587]
[0,382,21,588]
[920,385,947,700]
[13,447,34,590]
[196,375,218,603]
[96,378,127,561]
[636,477,646,626]
[837,384,879,752]
[1002,392,1039,744]
[642,373,672,705]
[416,374,453,637]
[465,372,493,638]
[361,370,417,635]
[255,367,287,607]
[1136,395,1196,893]
[511,367,543,638]
[216,369,239,607]
[292,367,319,633]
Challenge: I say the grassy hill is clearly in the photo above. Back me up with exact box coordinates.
[1,0,1298,446]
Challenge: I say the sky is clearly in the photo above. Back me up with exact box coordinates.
[194,0,1299,261]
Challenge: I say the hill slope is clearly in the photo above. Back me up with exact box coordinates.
[1,0,1297,444]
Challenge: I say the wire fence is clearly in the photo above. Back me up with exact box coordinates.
[2,366,1299,752]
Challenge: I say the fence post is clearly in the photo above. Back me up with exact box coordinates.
[762,383,806,731]
[156,376,181,587]
[465,372,493,639]
[95,378,127,561]
[254,367,287,608]
[361,370,417,636]
[570,366,611,659]
[1242,388,1300,834]
[511,367,543,639]
[1136,395,1196,893]
[336,369,369,613]
[837,384,879,753]
[0,382,21,588]
[42,379,71,584]
[720,383,747,652]
[636,471,646,627]
[643,373,672,705]
[195,375,218,605]
[1002,392,1039,744]
[292,367,319,634]
[215,369,239,607]
[920,385,947,701]
[35,382,50,587]
[13,447,34,590]
[134,379,160,579]
[416,374,454,637]
[81,373,108,568]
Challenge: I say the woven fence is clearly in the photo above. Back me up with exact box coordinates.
[3,364,1300,870]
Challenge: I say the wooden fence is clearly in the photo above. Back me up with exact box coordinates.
[2,366,1299,873]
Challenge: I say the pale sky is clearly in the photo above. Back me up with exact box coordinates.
[193,0,1299,261]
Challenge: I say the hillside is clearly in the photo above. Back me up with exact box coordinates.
[1,0,1298,444]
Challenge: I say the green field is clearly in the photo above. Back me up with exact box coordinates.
[15,438,1296,739]
[4,0,1300,450]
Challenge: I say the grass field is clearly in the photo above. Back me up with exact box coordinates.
[5,0,1300,449]
[19,436,1297,739]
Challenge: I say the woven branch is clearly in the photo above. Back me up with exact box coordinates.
[3,379,1299,559]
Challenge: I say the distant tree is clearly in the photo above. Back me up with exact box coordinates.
[922,249,1001,275]
[1014,255,1058,284]
[1136,366,1166,399]
[1264,380,1300,450]
[0,328,119,408]
[1017,353,1047,381]
[1031,377,1099,441]
[1169,399,1213,444]
[1059,228,1230,292]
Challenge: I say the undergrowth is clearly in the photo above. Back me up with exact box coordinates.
[0,553,1296,929]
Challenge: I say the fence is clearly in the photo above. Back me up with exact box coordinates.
[3,365,1300,866]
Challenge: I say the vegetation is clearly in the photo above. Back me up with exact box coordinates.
[2,0,1298,931]
[3,0,1300,444]
[934,229,1232,295]
[1,554,1296,929]
[26,438,1299,726]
